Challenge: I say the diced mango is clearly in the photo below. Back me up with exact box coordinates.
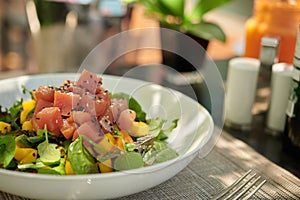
[14,146,32,161]
[21,151,37,164]
[119,130,134,144]
[20,100,36,124]
[128,121,149,137]
[0,121,11,134]
[114,137,124,150]
[23,99,36,111]
[97,134,116,153]
[22,120,33,131]
[105,133,115,144]
[113,130,134,151]
[65,160,74,175]
[98,159,113,173]
[14,146,37,164]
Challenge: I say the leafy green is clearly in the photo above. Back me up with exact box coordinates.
[0,99,23,130]
[5,159,18,169]
[147,118,178,140]
[80,135,120,162]
[129,98,146,122]
[27,134,45,144]
[15,128,47,149]
[15,134,34,148]
[125,143,136,152]
[18,159,45,170]
[38,142,61,165]
[18,157,65,175]
[148,118,167,137]
[29,128,48,143]
[37,126,61,165]
[163,119,178,133]
[0,135,16,168]
[21,85,34,99]
[143,141,178,165]
[37,158,66,175]
[114,152,144,171]
[68,137,98,174]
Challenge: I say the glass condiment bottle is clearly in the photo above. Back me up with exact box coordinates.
[244,0,300,64]
[283,24,300,154]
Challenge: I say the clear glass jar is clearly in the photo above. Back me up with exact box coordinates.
[244,0,300,64]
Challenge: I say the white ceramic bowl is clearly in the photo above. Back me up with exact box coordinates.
[0,74,214,200]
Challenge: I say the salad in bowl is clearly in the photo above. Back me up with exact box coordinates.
[0,70,214,199]
[0,70,179,175]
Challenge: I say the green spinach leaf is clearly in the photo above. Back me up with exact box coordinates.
[147,118,178,140]
[0,135,16,168]
[0,99,23,130]
[143,141,178,166]
[37,126,60,165]
[114,152,144,171]
[128,98,146,122]
[18,158,45,170]
[68,137,98,174]
[37,158,66,175]
[80,135,120,162]
[15,134,34,148]
[38,142,61,165]
[18,157,65,175]
[148,118,166,137]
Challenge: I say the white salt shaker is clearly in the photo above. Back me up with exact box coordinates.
[266,63,293,135]
[225,57,260,130]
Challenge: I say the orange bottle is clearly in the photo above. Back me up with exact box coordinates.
[244,0,300,64]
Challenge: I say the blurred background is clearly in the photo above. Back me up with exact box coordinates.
[0,0,252,76]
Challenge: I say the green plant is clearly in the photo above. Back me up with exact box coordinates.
[123,0,233,42]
